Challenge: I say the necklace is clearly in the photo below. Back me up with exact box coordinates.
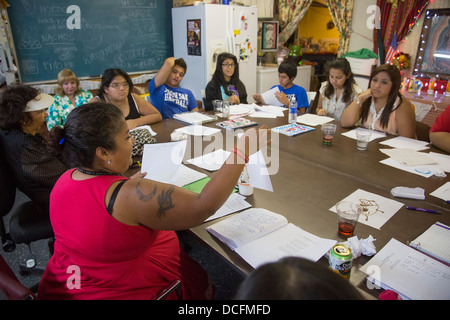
[77,167,119,176]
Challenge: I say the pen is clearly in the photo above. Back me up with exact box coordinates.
[406,206,440,214]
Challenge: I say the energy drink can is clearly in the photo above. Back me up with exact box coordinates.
[329,243,353,280]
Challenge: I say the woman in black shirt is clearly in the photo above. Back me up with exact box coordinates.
[204,52,248,111]
[0,84,68,213]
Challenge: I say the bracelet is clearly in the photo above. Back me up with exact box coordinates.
[232,147,249,164]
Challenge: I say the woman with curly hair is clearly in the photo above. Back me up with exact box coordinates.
[0,83,67,213]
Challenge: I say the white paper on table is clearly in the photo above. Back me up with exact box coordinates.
[380,158,436,178]
[296,114,334,126]
[249,111,278,119]
[205,193,252,222]
[186,149,230,171]
[168,165,207,187]
[255,104,286,116]
[261,87,283,107]
[130,125,157,136]
[360,238,450,300]
[330,189,404,230]
[430,182,450,202]
[235,224,337,268]
[379,148,438,166]
[247,150,273,192]
[141,140,187,184]
[428,152,450,173]
[174,125,220,136]
[229,104,255,116]
[341,128,387,141]
[379,136,430,151]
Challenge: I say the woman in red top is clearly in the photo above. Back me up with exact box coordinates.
[38,102,268,300]
[430,106,450,154]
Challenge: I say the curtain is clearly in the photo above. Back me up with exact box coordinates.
[278,0,313,44]
[326,0,354,57]
[373,0,429,61]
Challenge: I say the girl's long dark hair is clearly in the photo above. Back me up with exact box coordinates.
[323,58,356,104]
[360,64,402,129]
[213,52,239,96]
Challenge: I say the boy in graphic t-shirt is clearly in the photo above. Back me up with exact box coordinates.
[149,57,198,119]
[253,61,309,114]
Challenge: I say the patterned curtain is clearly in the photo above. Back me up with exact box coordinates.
[326,0,354,57]
[278,0,313,44]
[372,0,429,60]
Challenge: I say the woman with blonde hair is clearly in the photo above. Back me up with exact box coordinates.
[47,69,93,129]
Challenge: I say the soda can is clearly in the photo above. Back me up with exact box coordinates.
[329,243,353,280]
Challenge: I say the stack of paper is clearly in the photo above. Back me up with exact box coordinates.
[296,114,334,126]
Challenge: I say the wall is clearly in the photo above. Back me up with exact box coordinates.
[298,6,339,40]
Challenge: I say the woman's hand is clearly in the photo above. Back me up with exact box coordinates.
[227,95,240,105]
[316,108,327,116]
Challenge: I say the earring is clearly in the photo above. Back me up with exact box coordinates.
[107,160,111,164]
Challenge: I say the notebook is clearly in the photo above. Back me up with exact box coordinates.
[409,222,450,265]
[173,112,217,125]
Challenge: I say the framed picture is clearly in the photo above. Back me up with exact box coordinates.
[260,21,279,51]
[414,8,450,79]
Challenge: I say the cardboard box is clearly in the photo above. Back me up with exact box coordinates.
[173,0,198,7]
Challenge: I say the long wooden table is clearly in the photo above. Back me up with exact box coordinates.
[134,112,450,300]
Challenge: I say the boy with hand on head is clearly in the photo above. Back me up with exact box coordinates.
[253,61,309,114]
[149,57,198,119]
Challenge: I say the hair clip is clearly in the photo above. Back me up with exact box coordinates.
[59,137,65,145]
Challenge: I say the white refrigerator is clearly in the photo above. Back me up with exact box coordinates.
[172,4,258,103]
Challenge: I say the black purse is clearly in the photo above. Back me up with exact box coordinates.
[130,128,157,156]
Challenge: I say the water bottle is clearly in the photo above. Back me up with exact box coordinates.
[288,97,297,123]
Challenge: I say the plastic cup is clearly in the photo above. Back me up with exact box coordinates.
[356,131,372,150]
[336,201,362,237]
[321,123,337,146]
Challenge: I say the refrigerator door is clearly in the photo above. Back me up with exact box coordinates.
[172,5,257,103]
[230,6,258,103]
[172,5,206,101]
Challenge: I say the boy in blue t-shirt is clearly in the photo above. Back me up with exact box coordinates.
[253,61,309,114]
[149,57,198,119]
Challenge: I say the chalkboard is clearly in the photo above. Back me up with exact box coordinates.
[6,0,173,84]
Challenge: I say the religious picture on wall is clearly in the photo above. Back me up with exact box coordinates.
[187,19,201,56]
[261,21,278,52]
[416,9,450,78]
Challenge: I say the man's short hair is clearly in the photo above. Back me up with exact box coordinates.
[175,58,187,74]
[278,61,297,79]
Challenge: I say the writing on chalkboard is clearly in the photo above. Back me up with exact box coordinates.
[7,0,173,83]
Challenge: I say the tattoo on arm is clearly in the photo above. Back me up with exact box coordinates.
[157,186,175,219]
[136,180,157,202]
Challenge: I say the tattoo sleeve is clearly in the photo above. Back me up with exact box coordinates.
[157,186,175,219]
[136,180,157,202]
